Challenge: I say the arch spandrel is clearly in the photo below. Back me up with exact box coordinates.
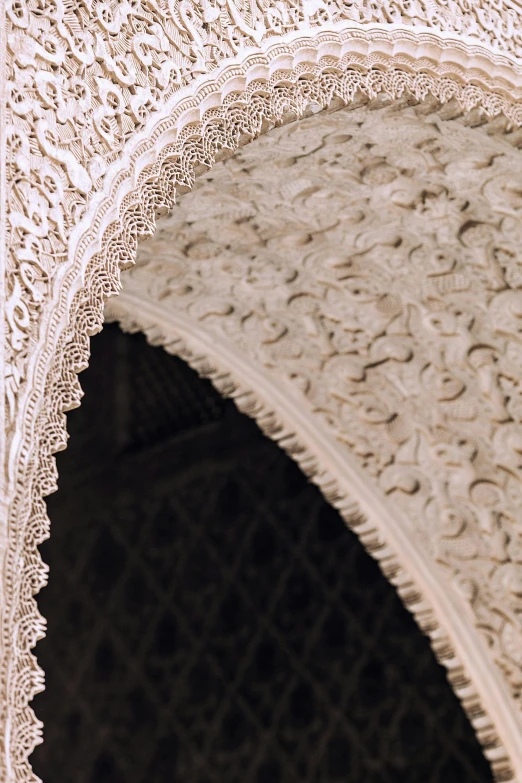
[6,2,522,781]
[107,101,522,780]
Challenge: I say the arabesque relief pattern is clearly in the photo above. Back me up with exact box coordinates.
[111,101,522,769]
[7,0,522,430]
[10,58,522,783]
[6,1,522,781]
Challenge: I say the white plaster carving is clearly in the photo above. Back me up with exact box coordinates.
[6,2,522,781]
[108,102,522,780]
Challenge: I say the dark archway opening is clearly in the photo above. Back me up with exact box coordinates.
[33,323,493,783]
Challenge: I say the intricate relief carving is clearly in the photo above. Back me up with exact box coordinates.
[7,4,522,781]
[6,0,522,430]
[110,101,522,778]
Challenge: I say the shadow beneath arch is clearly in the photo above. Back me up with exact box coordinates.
[32,324,493,783]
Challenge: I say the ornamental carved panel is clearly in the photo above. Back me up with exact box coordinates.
[6,2,522,780]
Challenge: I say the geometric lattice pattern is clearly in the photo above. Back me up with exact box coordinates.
[32,326,493,783]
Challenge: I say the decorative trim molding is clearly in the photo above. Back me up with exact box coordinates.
[0,0,8,516]
[6,5,522,780]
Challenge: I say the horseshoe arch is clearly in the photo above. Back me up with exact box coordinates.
[4,3,522,781]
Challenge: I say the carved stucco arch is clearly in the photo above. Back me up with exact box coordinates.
[6,4,522,781]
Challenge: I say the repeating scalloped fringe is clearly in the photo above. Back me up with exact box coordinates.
[12,61,522,783]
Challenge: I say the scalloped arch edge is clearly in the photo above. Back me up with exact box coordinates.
[7,24,522,783]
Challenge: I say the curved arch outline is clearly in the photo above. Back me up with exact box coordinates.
[5,22,522,783]
[108,285,522,782]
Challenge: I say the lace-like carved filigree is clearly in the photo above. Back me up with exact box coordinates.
[5,12,522,783]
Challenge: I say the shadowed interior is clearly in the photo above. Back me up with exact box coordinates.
[32,324,493,783]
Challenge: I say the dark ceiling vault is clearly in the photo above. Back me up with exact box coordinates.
[32,324,493,783]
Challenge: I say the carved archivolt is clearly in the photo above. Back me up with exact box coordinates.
[6,2,522,781]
